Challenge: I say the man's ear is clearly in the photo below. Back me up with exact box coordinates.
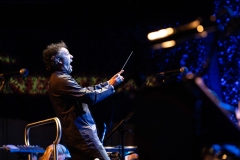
[56,58,62,64]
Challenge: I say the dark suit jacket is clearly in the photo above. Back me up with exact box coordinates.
[48,71,114,159]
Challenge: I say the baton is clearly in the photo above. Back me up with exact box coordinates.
[121,51,133,70]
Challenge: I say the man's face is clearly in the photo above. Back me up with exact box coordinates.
[58,47,73,74]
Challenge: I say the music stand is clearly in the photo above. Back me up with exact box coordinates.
[104,111,134,160]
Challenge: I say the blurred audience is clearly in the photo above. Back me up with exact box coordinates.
[39,144,71,160]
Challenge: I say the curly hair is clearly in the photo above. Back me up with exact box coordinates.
[42,41,67,72]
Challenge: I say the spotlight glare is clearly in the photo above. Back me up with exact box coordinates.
[161,40,176,48]
[197,25,204,32]
[147,27,174,40]
[222,154,227,159]
[178,19,201,31]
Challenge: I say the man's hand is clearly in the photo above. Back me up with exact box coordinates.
[108,70,124,87]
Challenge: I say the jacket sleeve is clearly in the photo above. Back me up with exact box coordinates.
[58,76,115,105]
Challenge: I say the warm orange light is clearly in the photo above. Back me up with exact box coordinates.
[161,40,176,48]
[147,27,174,40]
[197,25,204,32]
[152,40,176,50]
[178,19,201,31]
[222,154,227,159]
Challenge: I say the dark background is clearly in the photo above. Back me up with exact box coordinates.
[0,0,214,76]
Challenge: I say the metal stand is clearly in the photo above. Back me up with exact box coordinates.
[104,111,134,160]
